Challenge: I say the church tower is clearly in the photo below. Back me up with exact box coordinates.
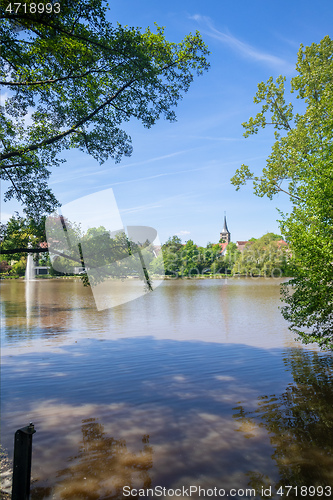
[220,213,230,244]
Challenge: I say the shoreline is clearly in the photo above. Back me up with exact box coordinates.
[0,274,293,281]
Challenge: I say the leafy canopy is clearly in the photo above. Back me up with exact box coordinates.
[0,212,46,261]
[232,233,289,277]
[0,0,209,218]
[231,36,333,349]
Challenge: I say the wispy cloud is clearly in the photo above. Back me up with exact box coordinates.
[95,165,212,189]
[56,164,213,204]
[119,192,206,221]
[117,150,192,169]
[120,203,163,215]
[50,149,199,186]
[186,135,242,142]
[95,149,196,175]
[190,14,294,72]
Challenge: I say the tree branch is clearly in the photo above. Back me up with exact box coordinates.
[0,162,33,169]
[271,95,292,131]
[274,184,305,202]
[1,247,47,254]
[0,50,184,163]
[2,13,122,55]
[0,66,122,86]
[2,168,22,201]
[0,78,136,161]
[0,246,83,265]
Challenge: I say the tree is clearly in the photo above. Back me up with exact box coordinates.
[0,0,209,218]
[161,236,183,276]
[163,235,183,251]
[224,242,240,271]
[231,36,333,349]
[180,239,200,276]
[11,256,27,276]
[148,252,165,275]
[200,243,222,272]
[0,213,46,262]
[232,233,289,277]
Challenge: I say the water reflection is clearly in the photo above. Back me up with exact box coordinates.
[1,338,290,497]
[234,349,333,498]
[1,280,94,342]
[1,279,332,498]
[1,278,296,349]
[32,419,153,499]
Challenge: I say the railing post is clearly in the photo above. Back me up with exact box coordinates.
[11,423,36,500]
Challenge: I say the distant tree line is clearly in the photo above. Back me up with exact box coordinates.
[0,214,293,279]
[155,233,292,278]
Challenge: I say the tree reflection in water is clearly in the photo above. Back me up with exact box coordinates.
[233,349,333,499]
[32,419,153,499]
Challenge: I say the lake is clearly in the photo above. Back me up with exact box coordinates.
[1,278,333,499]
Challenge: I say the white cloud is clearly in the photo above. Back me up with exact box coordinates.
[190,14,294,72]
[176,230,191,236]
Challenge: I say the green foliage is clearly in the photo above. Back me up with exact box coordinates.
[11,256,27,276]
[0,0,209,217]
[209,256,226,275]
[180,240,199,276]
[280,156,333,349]
[81,228,143,280]
[160,236,183,276]
[163,235,182,249]
[231,36,333,348]
[224,242,240,269]
[148,253,165,275]
[232,233,289,277]
[0,213,46,261]
[202,243,225,272]
[48,223,155,288]
[159,236,239,277]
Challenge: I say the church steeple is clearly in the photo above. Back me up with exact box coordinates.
[220,212,230,244]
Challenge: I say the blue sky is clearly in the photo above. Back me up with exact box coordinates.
[1,0,332,245]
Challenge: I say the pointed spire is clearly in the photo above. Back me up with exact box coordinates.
[223,213,229,233]
[220,212,230,244]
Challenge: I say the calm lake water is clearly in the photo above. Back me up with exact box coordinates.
[1,278,333,499]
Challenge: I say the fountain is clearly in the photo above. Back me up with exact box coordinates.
[25,251,35,281]
[25,247,36,322]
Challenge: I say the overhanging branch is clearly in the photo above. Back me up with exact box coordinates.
[0,246,83,264]
[0,79,136,161]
